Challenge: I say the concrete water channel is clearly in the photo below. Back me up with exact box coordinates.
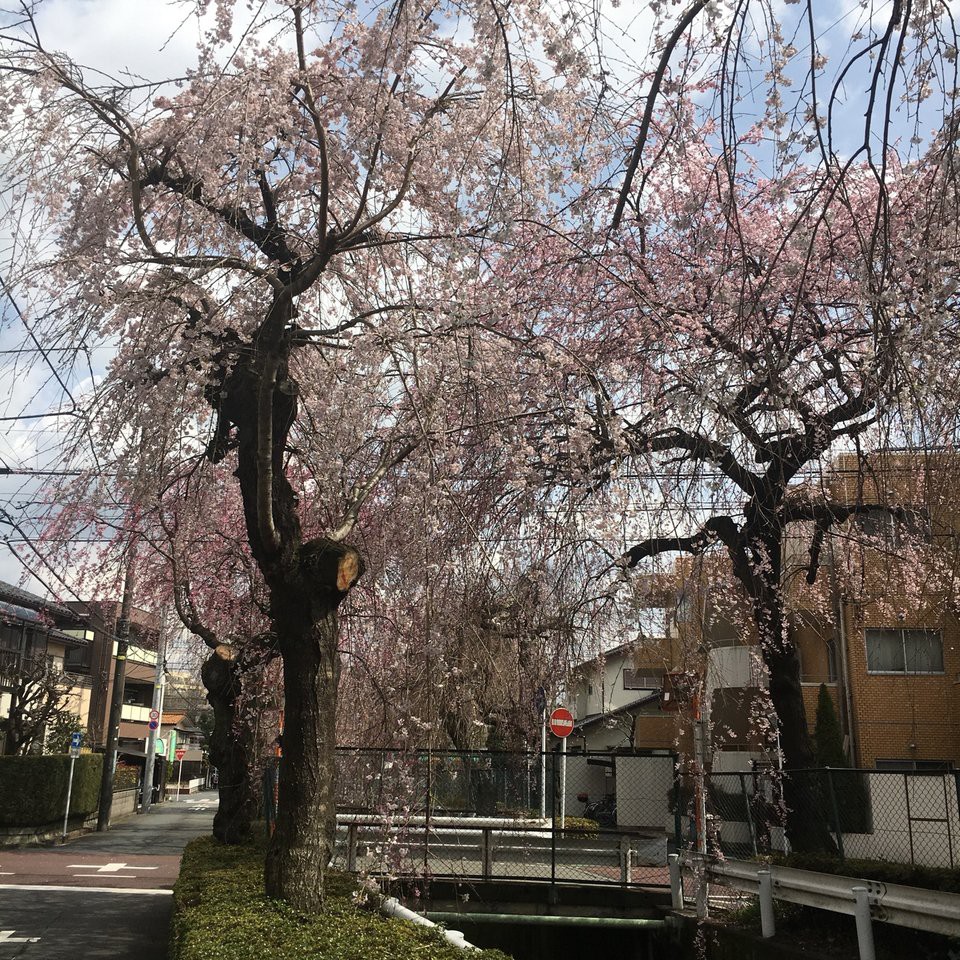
[389,877,672,960]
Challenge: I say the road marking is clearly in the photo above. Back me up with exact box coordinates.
[0,931,40,944]
[0,883,172,896]
[68,862,159,873]
[73,874,140,879]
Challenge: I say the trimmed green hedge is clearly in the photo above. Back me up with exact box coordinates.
[171,836,513,960]
[770,852,960,894]
[0,753,103,827]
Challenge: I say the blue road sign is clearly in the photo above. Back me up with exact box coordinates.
[148,719,159,731]
[70,732,83,748]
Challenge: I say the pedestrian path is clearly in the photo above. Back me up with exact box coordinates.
[0,794,217,959]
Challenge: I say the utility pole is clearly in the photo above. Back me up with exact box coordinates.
[97,547,137,831]
[140,607,169,815]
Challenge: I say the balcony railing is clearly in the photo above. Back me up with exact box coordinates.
[121,703,152,722]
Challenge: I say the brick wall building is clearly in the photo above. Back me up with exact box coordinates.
[612,452,960,772]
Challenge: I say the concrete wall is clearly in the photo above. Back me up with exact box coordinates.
[112,787,139,819]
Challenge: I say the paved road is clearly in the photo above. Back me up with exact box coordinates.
[0,795,216,960]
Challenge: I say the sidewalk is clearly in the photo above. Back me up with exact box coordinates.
[0,793,217,960]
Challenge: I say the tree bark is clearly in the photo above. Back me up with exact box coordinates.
[262,540,362,908]
[201,645,256,844]
[264,600,340,907]
[749,529,837,854]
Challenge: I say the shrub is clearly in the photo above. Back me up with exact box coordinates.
[114,763,141,791]
[171,835,514,960]
[561,817,600,833]
[0,753,103,827]
[769,852,960,894]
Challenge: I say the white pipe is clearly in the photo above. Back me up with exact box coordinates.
[378,894,478,951]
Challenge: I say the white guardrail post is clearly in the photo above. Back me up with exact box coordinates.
[695,855,708,919]
[346,823,358,873]
[668,853,683,910]
[705,858,960,940]
[480,827,493,879]
[757,870,775,939]
[852,887,876,960]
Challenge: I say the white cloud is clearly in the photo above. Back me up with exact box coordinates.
[30,0,202,82]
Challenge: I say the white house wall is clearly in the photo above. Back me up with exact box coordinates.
[706,646,753,695]
[574,651,653,719]
[615,755,675,831]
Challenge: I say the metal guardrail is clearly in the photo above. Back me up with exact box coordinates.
[703,857,960,938]
[333,816,668,886]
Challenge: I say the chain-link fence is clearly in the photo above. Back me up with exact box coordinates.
[329,747,675,887]
[706,767,960,868]
[314,749,960,882]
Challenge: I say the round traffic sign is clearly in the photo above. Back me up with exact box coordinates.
[549,707,575,738]
[149,709,160,721]
[148,719,159,731]
[175,748,186,761]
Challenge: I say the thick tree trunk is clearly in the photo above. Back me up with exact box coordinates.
[201,646,256,844]
[750,530,837,854]
[764,644,838,853]
[264,606,340,909]
[216,293,362,908]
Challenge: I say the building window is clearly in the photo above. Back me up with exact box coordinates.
[623,667,664,690]
[675,590,694,624]
[875,759,953,772]
[858,509,932,546]
[865,628,944,674]
[825,638,838,682]
[0,624,20,652]
[798,637,839,683]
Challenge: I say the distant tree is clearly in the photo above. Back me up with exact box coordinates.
[195,710,215,749]
[45,713,85,755]
[0,654,72,756]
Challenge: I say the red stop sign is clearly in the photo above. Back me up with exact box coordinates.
[175,749,186,761]
[549,707,575,738]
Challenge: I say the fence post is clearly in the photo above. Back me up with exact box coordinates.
[757,869,775,938]
[824,767,845,860]
[619,836,631,885]
[347,823,358,872]
[668,853,683,910]
[945,774,955,869]
[740,772,757,857]
[904,771,915,866]
[852,886,876,960]
[551,753,557,887]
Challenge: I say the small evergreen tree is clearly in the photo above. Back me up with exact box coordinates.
[813,684,848,768]
[812,683,872,835]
